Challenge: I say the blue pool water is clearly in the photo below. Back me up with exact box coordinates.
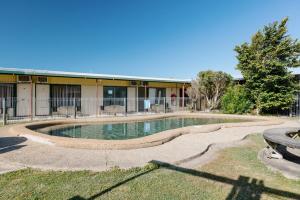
[37,117,248,140]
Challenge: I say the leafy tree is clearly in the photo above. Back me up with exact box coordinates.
[235,18,300,114]
[197,70,232,111]
[186,79,200,111]
[221,85,253,114]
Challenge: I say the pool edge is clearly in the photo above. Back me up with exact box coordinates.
[8,113,284,150]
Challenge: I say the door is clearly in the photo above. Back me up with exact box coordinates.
[36,84,50,115]
[17,84,31,116]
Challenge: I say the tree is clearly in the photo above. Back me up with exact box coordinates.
[235,18,300,114]
[186,80,200,111]
[221,85,253,114]
[197,70,232,111]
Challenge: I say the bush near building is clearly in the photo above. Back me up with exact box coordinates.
[221,85,253,114]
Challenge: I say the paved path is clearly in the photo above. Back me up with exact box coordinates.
[0,119,299,173]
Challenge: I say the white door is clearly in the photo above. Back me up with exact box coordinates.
[36,84,50,115]
[17,84,31,116]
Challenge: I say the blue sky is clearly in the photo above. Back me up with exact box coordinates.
[0,0,299,79]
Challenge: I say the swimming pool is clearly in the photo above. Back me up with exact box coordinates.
[35,117,249,140]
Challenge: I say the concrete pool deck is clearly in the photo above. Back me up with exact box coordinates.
[0,113,298,173]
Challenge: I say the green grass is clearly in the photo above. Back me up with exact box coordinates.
[0,134,299,200]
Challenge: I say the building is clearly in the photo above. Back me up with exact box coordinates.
[0,67,191,118]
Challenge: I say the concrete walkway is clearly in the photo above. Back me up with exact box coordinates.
[0,119,299,173]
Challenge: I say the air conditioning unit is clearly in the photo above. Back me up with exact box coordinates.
[17,75,32,83]
[140,81,148,86]
[36,76,48,83]
[130,80,138,86]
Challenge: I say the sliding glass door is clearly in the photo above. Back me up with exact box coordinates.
[50,85,81,112]
[148,88,166,104]
[103,86,127,107]
[0,84,16,114]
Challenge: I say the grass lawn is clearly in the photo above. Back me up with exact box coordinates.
[0,134,299,200]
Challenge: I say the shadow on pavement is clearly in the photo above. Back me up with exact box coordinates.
[0,136,27,154]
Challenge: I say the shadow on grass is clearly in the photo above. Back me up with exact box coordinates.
[69,166,157,200]
[0,136,27,154]
[69,160,300,200]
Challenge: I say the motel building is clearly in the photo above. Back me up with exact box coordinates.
[0,67,191,120]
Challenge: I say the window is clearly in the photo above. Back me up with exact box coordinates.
[103,86,127,106]
[50,85,81,111]
[0,84,15,110]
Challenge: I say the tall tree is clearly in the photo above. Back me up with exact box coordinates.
[235,18,300,114]
[197,70,232,111]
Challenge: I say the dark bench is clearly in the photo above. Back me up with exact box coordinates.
[263,127,300,159]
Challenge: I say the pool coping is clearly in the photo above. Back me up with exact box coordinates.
[8,113,285,150]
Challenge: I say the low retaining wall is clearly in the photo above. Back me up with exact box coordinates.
[263,127,300,149]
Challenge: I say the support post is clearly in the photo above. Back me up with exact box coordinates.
[65,98,68,118]
[136,86,139,113]
[164,97,166,113]
[177,95,179,112]
[74,98,76,119]
[2,99,6,126]
[124,98,127,116]
[144,86,147,114]
[182,84,185,109]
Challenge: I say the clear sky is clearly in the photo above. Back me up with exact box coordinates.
[0,0,299,79]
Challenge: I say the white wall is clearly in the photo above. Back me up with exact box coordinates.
[35,84,50,115]
[98,85,103,107]
[32,83,35,116]
[81,85,97,116]
[127,87,136,112]
[166,88,172,106]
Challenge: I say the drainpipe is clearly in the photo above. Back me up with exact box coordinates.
[182,84,185,109]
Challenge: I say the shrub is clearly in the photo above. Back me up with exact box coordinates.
[221,85,253,114]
